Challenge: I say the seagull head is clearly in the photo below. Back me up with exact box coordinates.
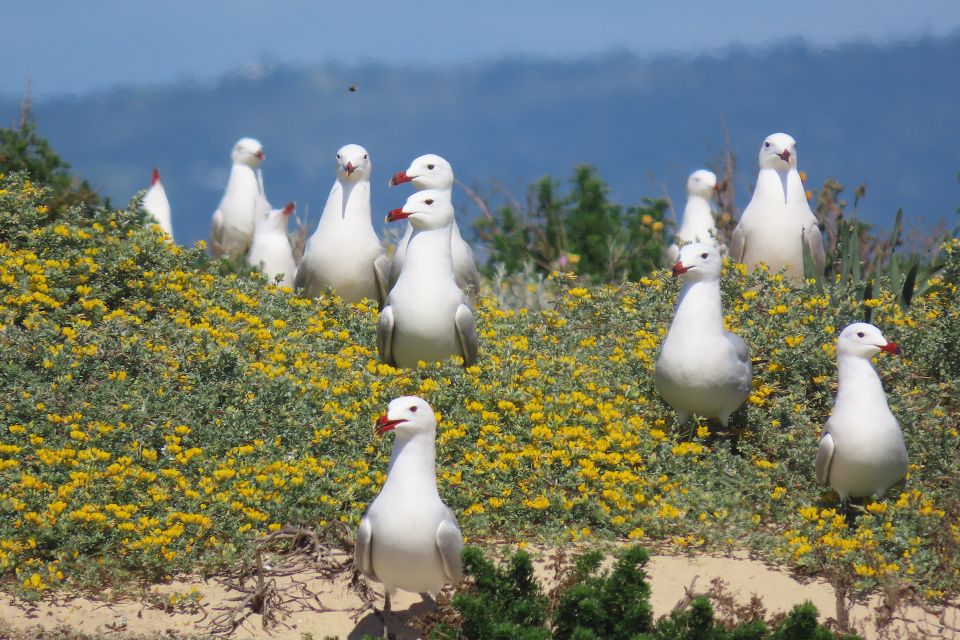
[232,137,266,167]
[758,132,797,171]
[686,169,717,199]
[386,190,454,230]
[671,242,722,281]
[336,144,371,182]
[389,154,454,190]
[837,323,902,359]
[375,396,437,437]
[255,201,295,233]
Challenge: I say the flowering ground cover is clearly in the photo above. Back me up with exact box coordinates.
[0,173,958,614]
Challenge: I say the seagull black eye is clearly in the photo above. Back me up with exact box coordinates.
[427,164,435,170]
[701,252,709,259]
[363,154,368,160]
[425,199,434,205]
[857,332,865,338]
[409,405,418,412]
[336,153,341,159]
[764,142,770,148]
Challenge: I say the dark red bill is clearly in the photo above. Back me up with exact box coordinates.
[672,262,689,276]
[390,171,412,186]
[375,414,405,435]
[880,342,902,356]
[386,208,411,223]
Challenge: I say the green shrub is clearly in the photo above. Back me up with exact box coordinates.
[432,545,857,639]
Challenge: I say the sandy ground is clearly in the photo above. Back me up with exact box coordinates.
[1,549,957,639]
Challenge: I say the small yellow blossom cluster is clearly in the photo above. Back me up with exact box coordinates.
[0,174,959,600]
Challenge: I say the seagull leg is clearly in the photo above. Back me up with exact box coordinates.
[381,592,391,640]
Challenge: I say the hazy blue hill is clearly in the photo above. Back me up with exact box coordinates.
[6,34,959,247]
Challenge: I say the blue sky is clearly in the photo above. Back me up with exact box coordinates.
[7,1,960,98]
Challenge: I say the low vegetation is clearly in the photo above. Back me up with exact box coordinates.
[1,126,958,637]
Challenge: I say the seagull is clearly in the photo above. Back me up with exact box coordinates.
[730,133,825,280]
[388,154,481,295]
[295,144,389,305]
[666,169,718,264]
[378,190,478,369]
[142,167,174,240]
[210,137,272,258]
[655,243,752,426]
[355,396,464,639]
[247,201,297,287]
[816,323,908,501]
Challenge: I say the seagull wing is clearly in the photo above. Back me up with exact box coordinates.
[377,306,396,366]
[455,247,483,297]
[354,515,378,581]
[436,510,464,584]
[373,254,390,309]
[804,223,827,279]
[730,222,747,264]
[210,210,226,257]
[454,304,479,367]
[815,429,835,487]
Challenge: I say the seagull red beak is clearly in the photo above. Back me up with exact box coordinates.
[390,171,412,186]
[386,208,411,223]
[255,150,265,160]
[777,149,791,163]
[375,414,405,435]
[672,262,690,277]
[345,162,356,176]
[880,342,902,356]
[151,167,160,186]
[281,201,296,216]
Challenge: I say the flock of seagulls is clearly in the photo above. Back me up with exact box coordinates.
[138,131,908,637]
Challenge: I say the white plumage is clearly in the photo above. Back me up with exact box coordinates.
[730,133,825,280]
[655,243,752,426]
[210,138,272,258]
[295,144,389,305]
[247,202,297,288]
[388,154,481,294]
[355,396,463,638]
[378,190,478,369]
[816,323,908,500]
[142,167,173,240]
[666,169,718,264]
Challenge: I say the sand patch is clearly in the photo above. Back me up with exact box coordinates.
[0,549,957,639]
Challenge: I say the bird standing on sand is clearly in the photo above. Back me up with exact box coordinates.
[388,154,481,295]
[378,190,478,369]
[247,202,297,287]
[730,133,825,280]
[355,396,464,639]
[816,323,908,500]
[655,243,752,426]
[210,137,272,258]
[295,144,389,305]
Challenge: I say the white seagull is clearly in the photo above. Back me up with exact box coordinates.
[210,137,272,258]
[389,154,481,294]
[143,167,173,240]
[665,169,718,264]
[730,133,825,280]
[247,201,297,288]
[378,190,478,369]
[355,396,464,638]
[816,323,908,500]
[295,144,389,305]
[655,243,752,426]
